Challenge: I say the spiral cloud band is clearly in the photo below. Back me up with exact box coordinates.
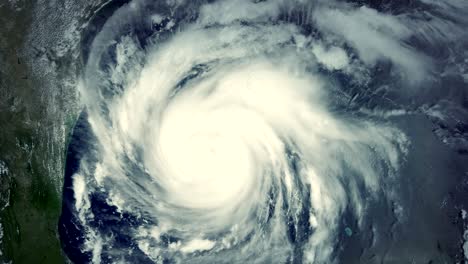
[58,0,466,262]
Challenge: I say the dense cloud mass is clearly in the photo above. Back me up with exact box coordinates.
[59,0,468,263]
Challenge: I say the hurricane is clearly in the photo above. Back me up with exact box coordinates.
[57,0,468,263]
